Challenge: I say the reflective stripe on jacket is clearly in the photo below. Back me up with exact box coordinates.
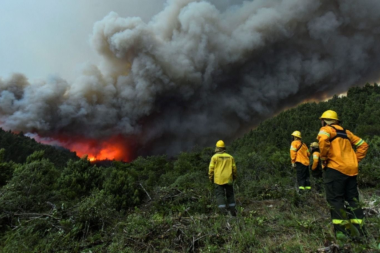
[311,151,320,171]
[317,125,369,176]
[209,152,237,185]
[290,140,310,166]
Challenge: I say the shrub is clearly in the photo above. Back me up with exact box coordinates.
[58,157,104,200]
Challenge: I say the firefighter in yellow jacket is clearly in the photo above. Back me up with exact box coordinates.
[290,131,311,192]
[317,110,369,237]
[209,140,237,216]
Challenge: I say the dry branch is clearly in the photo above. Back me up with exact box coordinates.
[139,182,152,201]
[13,212,60,220]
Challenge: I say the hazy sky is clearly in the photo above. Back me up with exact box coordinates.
[0,0,243,82]
[0,0,167,81]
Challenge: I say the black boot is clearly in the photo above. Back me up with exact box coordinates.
[228,206,237,217]
[351,224,367,242]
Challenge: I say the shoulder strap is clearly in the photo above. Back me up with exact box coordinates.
[328,125,350,142]
[295,141,304,152]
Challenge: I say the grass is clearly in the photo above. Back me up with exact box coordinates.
[1,162,379,252]
[98,186,379,253]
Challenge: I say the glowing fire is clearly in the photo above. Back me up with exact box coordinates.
[63,135,133,162]
[27,133,133,162]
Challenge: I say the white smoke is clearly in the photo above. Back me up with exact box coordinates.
[1,0,380,156]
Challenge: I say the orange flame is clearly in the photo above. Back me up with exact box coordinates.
[63,135,132,162]
[29,134,134,162]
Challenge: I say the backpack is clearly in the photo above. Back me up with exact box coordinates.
[328,125,350,142]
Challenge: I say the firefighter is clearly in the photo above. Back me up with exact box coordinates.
[290,131,311,193]
[310,142,323,194]
[317,110,369,237]
[209,140,237,216]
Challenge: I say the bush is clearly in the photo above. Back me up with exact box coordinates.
[0,149,16,187]
[102,165,142,211]
[359,136,380,187]
[58,157,104,200]
[0,151,60,214]
[72,189,118,234]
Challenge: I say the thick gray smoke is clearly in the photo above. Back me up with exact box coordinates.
[1,0,380,156]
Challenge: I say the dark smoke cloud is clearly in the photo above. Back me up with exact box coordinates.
[1,0,380,156]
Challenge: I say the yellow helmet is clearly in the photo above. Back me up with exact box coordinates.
[319,110,339,120]
[310,142,319,148]
[291,131,302,139]
[216,140,225,148]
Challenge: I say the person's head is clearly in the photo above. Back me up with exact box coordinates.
[310,142,319,151]
[291,131,302,141]
[319,110,339,127]
[215,140,225,153]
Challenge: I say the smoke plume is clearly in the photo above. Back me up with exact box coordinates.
[1,0,380,158]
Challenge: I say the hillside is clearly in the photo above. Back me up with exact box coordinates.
[231,83,380,155]
[0,129,79,167]
[0,85,379,252]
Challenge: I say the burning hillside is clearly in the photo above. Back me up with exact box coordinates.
[27,133,134,162]
[55,136,132,162]
[1,0,380,160]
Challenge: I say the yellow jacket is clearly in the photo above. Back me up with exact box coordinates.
[290,140,310,166]
[311,151,320,170]
[317,125,369,176]
[209,152,237,185]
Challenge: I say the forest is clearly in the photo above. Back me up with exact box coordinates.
[0,84,379,252]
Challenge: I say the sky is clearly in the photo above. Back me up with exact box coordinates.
[0,0,167,81]
[0,0,243,82]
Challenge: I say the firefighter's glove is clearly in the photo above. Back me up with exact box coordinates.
[291,163,296,168]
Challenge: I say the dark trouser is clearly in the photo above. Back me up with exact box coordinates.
[311,168,323,193]
[296,162,311,191]
[215,184,236,216]
[324,168,364,236]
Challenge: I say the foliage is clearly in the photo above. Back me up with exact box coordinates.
[0,129,78,167]
[0,151,60,214]
[102,163,142,211]
[58,157,104,200]
[359,136,380,186]
[0,148,16,187]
